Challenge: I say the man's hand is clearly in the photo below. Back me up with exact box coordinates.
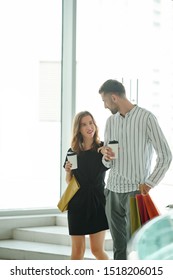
[139,184,151,195]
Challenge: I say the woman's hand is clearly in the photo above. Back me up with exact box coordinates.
[65,161,72,173]
[97,146,107,155]
[65,161,73,184]
[98,146,115,161]
[103,147,115,161]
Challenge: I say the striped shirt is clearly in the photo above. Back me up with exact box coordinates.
[103,105,172,193]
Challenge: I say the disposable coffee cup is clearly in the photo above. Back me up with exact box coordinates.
[67,152,78,169]
[108,140,119,159]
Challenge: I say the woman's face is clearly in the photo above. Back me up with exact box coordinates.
[79,115,96,140]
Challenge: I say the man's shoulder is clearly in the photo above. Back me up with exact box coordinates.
[136,106,155,117]
[106,114,115,122]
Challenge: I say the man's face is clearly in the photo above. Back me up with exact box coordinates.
[100,92,118,114]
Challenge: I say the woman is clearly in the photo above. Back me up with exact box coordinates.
[64,111,109,260]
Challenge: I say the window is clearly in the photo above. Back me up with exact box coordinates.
[0,0,62,209]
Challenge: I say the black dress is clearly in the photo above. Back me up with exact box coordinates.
[64,143,109,235]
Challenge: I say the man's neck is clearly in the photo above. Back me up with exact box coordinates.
[119,100,136,117]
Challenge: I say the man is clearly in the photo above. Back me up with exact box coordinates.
[99,79,172,260]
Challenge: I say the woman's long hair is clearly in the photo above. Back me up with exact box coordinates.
[71,111,100,154]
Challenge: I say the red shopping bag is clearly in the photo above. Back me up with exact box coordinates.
[130,193,160,236]
[136,193,160,224]
[142,193,160,219]
[136,194,150,225]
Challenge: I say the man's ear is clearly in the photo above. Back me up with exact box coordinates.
[111,94,118,103]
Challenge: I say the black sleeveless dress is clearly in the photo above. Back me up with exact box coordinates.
[64,143,109,235]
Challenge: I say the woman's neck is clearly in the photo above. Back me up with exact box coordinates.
[82,139,93,150]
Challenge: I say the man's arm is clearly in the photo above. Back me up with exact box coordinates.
[145,113,172,187]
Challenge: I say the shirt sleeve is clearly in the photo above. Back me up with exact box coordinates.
[145,113,172,187]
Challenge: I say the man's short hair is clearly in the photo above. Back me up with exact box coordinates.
[99,79,126,96]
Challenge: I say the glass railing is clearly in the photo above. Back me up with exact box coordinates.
[127,210,173,260]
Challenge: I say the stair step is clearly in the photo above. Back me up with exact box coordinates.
[0,213,113,260]
[0,240,113,260]
[13,226,70,246]
[13,226,113,250]
[0,240,71,260]
[56,213,68,226]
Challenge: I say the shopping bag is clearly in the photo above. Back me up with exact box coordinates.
[142,193,160,219]
[136,194,150,225]
[130,196,141,235]
[57,175,80,212]
[130,193,160,236]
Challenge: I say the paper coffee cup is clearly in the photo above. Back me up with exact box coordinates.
[108,140,119,159]
[67,152,78,169]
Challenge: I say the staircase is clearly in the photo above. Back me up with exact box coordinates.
[0,212,113,260]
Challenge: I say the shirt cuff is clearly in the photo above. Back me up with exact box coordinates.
[145,181,154,188]
[102,157,111,168]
